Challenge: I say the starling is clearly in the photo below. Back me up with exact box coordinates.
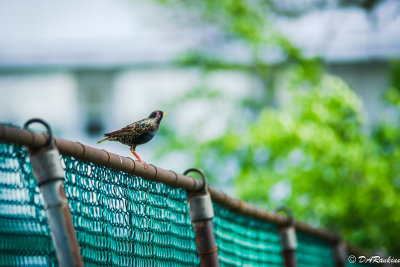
[98,110,167,168]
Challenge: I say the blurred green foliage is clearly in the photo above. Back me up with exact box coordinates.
[155,0,400,255]
[236,75,400,254]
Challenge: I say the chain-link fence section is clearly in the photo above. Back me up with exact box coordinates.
[0,129,375,266]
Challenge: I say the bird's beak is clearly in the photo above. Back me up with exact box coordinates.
[163,113,167,116]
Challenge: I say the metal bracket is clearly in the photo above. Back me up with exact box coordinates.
[279,227,297,251]
[184,168,214,222]
[275,205,297,251]
[24,119,65,186]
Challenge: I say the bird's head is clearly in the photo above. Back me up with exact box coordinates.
[149,110,167,120]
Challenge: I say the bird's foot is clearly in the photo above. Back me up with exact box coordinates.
[139,159,148,169]
[130,149,148,169]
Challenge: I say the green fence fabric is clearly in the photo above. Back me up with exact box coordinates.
[0,142,56,266]
[213,204,283,266]
[296,232,335,267]
[212,205,339,267]
[0,141,358,266]
[63,155,198,266]
[0,143,198,266]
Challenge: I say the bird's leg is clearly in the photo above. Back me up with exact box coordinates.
[130,148,148,169]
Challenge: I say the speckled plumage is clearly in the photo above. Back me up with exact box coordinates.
[98,110,166,168]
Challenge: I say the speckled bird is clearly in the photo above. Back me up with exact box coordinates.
[98,110,167,168]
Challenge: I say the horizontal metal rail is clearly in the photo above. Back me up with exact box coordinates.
[0,124,364,255]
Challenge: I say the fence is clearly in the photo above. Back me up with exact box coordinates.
[0,123,372,266]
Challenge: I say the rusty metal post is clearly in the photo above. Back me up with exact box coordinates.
[24,119,83,267]
[333,240,347,267]
[275,206,297,267]
[184,168,220,267]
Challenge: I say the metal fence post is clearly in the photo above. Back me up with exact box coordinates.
[184,168,220,267]
[333,240,347,267]
[275,206,298,267]
[24,119,83,267]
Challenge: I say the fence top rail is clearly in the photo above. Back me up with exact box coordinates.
[0,123,363,255]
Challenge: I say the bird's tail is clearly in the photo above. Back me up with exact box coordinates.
[97,137,111,144]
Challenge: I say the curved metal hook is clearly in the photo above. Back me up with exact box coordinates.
[183,168,208,192]
[274,205,294,227]
[23,118,53,147]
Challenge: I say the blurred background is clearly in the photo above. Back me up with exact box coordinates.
[0,0,399,256]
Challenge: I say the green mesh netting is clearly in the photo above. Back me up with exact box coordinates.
[296,232,335,267]
[0,143,55,266]
[0,142,198,266]
[0,141,349,266]
[64,154,198,266]
[213,204,283,266]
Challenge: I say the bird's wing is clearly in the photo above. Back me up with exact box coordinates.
[105,119,152,137]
